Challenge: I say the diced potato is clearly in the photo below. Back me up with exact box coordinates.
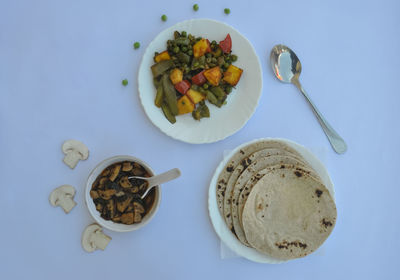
[187,89,205,104]
[177,95,195,115]
[223,65,243,86]
[170,68,183,85]
[193,39,211,58]
[203,66,222,86]
[155,50,171,63]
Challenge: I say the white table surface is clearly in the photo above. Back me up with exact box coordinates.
[1,0,399,279]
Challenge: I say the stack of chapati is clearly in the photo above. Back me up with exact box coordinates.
[216,139,337,260]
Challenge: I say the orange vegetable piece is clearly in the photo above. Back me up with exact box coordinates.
[193,39,211,58]
[203,66,222,86]
[186,89,205,104]
[223,65,243,86]
[169,68,183,85]
[177,95,195,115]
[154,51,171,63]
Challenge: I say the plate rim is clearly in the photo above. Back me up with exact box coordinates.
[207,137,335,263]
[137,18,263,144]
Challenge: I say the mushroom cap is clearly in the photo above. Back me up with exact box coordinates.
[49,185,76,206]
[62,139,89,160]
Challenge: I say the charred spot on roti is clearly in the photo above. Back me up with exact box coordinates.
[240,158,252,169]
[240,150,245,155]
[321,218,333,228]
[275,240,307,250]
[294,171,302,177]
[221,190,225,196]
[231,227,236,235]
[226,213,231,218]
[280,165,285,169]
[226,166,234,172]
[217,185,222,189]
[315,189,323,197]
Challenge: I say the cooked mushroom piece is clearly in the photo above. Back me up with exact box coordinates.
[122,162,133,171]
[49,185,77,214]
[81,224,111,253]
[117,197,133,212]
[120,213,134,224]
[90,190,99,199]
[62,140,89,169]
[133,211,142,223]
[99,189,116,200]
[133,201,145,214]
[109,164,121,182]
[119,176,132,188]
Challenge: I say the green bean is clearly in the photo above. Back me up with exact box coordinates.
[216,95,227,107]
[153,77,161,88]
[175,37,190,45]
[206,90,219,106]
[200,103,210,118]
[192,109,201,120]
[210,86,225,100]
[154,84,164,108]
[177,52,190,64]
[161,103,176,124]
[151,60,174,77]
[161,74,179,116]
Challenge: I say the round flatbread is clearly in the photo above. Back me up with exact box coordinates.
[216,140,302,218]
[242,168,337,260]
[231,158,321,246]
[223,148,302,236]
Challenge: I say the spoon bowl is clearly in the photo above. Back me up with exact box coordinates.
[270,44,347,154]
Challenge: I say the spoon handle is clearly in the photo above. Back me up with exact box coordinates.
[141,168,181,199]
[292,79,347,154]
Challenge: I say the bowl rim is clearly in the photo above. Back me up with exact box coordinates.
[85,155,161,232]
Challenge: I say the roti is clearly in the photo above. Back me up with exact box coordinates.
[222,148,302,236]
[242,168,337,260]
[230,158,321,246]
[216,140,302,218]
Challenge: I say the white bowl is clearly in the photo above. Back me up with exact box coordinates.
[85,155,161,232]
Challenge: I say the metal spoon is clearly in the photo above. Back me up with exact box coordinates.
[128,168,181,199]
[270,44,347,154]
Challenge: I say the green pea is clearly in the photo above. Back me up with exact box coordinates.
[187,50,193,56]
[122,79,128,86]
[181,31,187,37]
[231,54,238,62]
[224,8,230,15]
[193,4,199,11]
[224,62,230,68]
[133,42,140,49]
[181,46,188,52]
[206,57,212,64]
[173,46,180,53]
[211,40,217,45]
[161,14,167,21]
[202,83,209,89]
[193,61,199,67]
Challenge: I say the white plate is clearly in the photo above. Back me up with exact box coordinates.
[138,19,262,144]
[208,138,335,263]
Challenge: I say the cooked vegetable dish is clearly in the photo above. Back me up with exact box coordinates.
[151,31,243,123]
[90,161,156,225]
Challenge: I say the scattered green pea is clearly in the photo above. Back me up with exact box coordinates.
[122,79,128,86]
[224,8,230,15]
[133,42,140,49]
[161,14,167,21]
[193,4,199,11]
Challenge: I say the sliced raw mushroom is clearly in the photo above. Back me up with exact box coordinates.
[82,224,111,253]
[62,140,89,169]
[119,176,132,188]
[49,185,77,214]
[109,164,121,182]
[122,162,133,171]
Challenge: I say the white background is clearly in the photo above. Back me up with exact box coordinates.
[1,0,399,279]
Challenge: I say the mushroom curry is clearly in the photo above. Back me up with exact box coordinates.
[90,161,156,225]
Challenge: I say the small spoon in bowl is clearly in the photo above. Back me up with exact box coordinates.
[270,44,347,154]
[129,168,181,199]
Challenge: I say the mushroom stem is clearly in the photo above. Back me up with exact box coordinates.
[63,150,81,169]
[58,196,77,214]
[93,230,111,250]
